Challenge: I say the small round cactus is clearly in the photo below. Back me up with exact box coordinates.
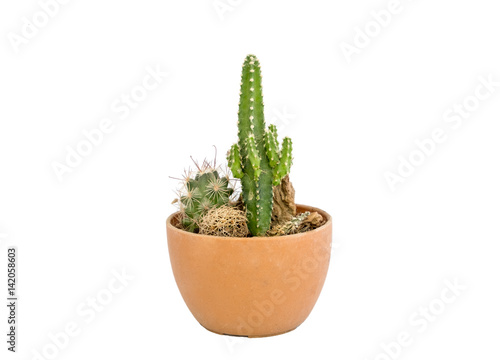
[176,163,234,233]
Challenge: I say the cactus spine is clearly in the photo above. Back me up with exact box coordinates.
[227,55,293,236]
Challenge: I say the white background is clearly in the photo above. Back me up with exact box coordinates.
[1,0,499,359]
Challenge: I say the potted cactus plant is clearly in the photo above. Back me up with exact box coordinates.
[166,55,332,337]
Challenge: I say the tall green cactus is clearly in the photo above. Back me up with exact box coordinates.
[227,55,293,236]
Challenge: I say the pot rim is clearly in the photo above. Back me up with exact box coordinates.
[166,203,331,241]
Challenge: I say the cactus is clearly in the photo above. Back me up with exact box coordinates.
[178,165,234,232]
[227,55,293,236]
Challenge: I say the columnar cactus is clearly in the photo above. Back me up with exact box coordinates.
[179,168,233,232]
[227,54,293,236]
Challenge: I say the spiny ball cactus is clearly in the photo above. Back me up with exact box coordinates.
[227,54,293,236]
[178,167,234,232]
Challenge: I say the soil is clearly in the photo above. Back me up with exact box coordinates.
[175,175,325,236]
[296,211,325,232]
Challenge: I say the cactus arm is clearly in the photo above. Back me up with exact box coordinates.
[264,128,279,168]
[268,123,278,139]
[282,137,293,174]
[273,137,293,186]
[227,144,244,178]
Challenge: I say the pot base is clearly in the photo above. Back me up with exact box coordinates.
[200,323,298,338]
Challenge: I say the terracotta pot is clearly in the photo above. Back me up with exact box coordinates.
[166,204,332,337]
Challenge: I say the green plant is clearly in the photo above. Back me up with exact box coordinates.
[177,164,234,232]
[227,54,293,236]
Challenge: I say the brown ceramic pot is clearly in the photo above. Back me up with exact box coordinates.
[166,204,332,337]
